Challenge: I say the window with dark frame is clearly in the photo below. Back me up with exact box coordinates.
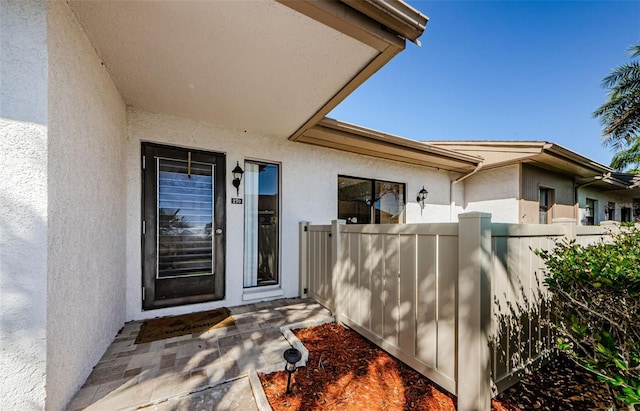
[338,176,405,224]
[585,198,596,226]
[606,202,616,221]
[621,207,631,223]
[539,187,554,224]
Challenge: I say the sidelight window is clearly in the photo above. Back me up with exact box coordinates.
[243,161,280,288]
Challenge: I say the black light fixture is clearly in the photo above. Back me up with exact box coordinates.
[417,186,429,214]
[283,347,302,395]
[232,161,244,196]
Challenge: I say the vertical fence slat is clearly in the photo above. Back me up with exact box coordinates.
[399,234,416,356]
[359,234,372,329]
[383,234,400,347]
[437,234,457,377]
[371,233,384,337]
[416,235,437,368]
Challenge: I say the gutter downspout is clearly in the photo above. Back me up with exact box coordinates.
[574,173,608,223]
[454,162,483,184]
[450,162,483,221]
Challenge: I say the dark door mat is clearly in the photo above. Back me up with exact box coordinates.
[135,307,235,344]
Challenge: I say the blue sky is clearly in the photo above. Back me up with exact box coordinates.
[329,1,640,168]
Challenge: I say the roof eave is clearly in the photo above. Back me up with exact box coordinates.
[298,118,482,172]
[283,0,427,141]
[543,143,612,175]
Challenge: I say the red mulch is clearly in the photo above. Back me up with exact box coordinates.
[259,323,618,411]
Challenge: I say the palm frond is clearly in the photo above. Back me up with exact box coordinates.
[594,43,640,149]
[601,61,640,90]
[610,138,640,171]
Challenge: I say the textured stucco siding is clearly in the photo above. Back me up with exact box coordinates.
[46,2,128,410]
[463,165,520,223]
[0,0,49,409]
[126,108,459,320]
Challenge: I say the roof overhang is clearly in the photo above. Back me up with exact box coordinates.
[67,0,427,139]
[298,118,482,173]
[427,141,611,179]
[581,172,640,195]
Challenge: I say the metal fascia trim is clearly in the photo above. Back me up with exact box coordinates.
[342,0,428,43]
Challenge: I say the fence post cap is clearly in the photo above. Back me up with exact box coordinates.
[458,212,492,220]
[551,218,577,224]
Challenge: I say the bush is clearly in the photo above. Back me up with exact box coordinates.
[535,229,640,407]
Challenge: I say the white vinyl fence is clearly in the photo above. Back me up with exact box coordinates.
[299,213,613,411]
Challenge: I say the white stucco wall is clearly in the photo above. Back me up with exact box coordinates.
[46,2,128,410]
[0,0,49,409]
[126,108,458,320]
[463,164,520,223]
[577,187,635,225]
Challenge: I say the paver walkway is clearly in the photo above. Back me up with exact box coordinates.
[67,298,332,410]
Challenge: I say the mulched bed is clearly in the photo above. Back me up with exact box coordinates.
[493,355,618,410]
[259,323,618,411]
[260,322,455,410]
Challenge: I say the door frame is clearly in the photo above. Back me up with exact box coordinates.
[141,142,226,310]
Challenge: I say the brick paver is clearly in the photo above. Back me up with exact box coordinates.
[67,298,332,410]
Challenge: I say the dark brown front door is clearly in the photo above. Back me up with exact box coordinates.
[142,143,225,310]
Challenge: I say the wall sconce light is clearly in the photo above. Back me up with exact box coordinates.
[231,161,244,196]
[283,347,302,394]
[417,186,429,214]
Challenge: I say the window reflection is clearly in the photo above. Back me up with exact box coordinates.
[157,158,213,278]
[338,176,405,224]
[244,161,279,287]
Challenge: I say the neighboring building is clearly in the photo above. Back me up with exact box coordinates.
[577,172,640,225]
[428,141,640,225]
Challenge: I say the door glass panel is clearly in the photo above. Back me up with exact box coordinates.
[585,198,595,225]
[244,161,279,287]
[157,158,214,278]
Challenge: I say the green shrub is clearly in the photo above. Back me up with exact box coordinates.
[535,229,640,407]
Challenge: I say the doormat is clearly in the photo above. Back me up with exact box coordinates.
[135,307,235,344]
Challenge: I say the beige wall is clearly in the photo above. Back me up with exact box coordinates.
[47,2,128,409]
[520,164,576,224]
[125,108,460,321]
[464,165,520,223]
[0,0,49,408]
[521,164,574,205]
[520,199,575,224]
